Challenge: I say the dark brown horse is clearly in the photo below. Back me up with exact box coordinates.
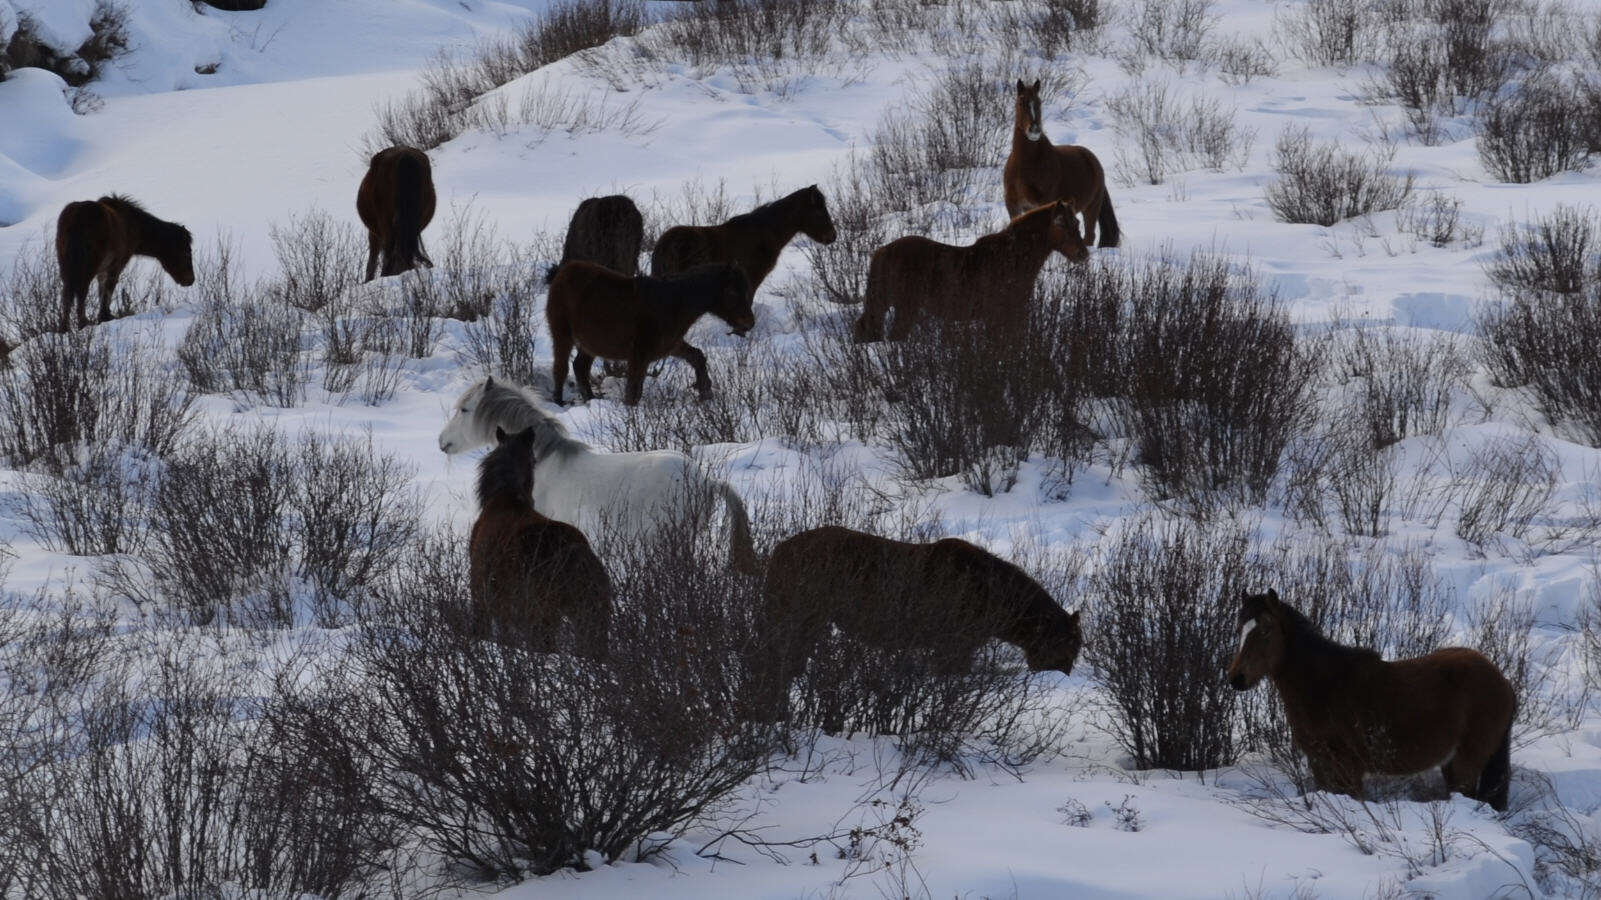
[547,261,751,406]
[55,195,194,332]
[650,185,837,297]
[356,146,437,282]
[547,194,644,283]
[853,201,1080,343]
[1004,79,1120,248]
[746,526,1083,724]
[1227,589,1515,811]
[468,425,612,658]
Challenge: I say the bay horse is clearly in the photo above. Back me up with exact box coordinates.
[55,195,194,332]
[853,201,1081,343]
[1228,589,1515,811]
[650,184,837,298]
[1004,79,1120,248]
[547,261,751,406]
[745,526,1082,724]
[438,377,760,574]
[546,194,644,283]
[356,146,436,282]
[470,425,611,657]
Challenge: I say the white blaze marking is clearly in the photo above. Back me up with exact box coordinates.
[1237,618,1257,653]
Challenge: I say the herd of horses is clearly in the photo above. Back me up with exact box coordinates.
[43,80,1516,812]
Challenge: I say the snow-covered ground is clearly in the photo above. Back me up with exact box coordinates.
[5,0,1601,896]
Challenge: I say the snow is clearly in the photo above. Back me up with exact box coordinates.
[5,0,1601,896]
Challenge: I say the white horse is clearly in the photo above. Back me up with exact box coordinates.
[438,376,759,573]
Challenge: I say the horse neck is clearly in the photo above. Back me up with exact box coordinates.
[1012,121,1051,154]
[1269,637,1368,719]
[658,278,721,330]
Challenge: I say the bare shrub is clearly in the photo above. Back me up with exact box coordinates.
[267,208,363,313]
[1211,36,1279,85]
[1265,127,1414,226]
[1468,586,1575,746]
[1479,279,1601,445]
[1328,321,1469,449]
[178,241,309,407]
[309,526,780,883]
[803,158,891,306]
[645,0,852,96]
[0,329,196,474]
[1324,428,1400,537]
[1477,70,1592,183]
[1269,538,1451,661]
[459,259,542,387]
[1369,0,1513,143]
[15,442,156,556]
[1117,252,1314,511]
[1084,513,1256,771]
[987,0,1108,57]
[1451,433,1559,549]
[1397,192,1482,248]
[1126,0,1217,64]
[1277,0,1381,66]
[1486,205,1599,296]
[0,236,64,348]
[1106,79,1254,185]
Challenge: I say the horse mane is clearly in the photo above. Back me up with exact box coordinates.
[646,261,739,291]
[1006,203,1057,232]
[473,380,586,461]
[476,434,533,509]
[721,186,812,231]
[99,194,191,244]
[1276,600,1383,662]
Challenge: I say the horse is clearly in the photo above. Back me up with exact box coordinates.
[547,261,751,406]
[1003,79,1120,249]
[438,376,760,574]
[469,425,612,658]
[853,201,1080,343]
[55,195,194,332]
[1227,589,1516,812]
[745,526,1082,724]
[356,146,436,282]
[547,194,644,283]
[650,184,837,298]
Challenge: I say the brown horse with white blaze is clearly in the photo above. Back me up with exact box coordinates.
[356,146,437,282]
[1228,589,1516,811]
[1004,79,1119,249]
[55,195,194,332]
[853,200,1081,343]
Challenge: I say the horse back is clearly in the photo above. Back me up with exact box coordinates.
[55,200,117,280]
[650,224,714,277]
[547,261,643,357]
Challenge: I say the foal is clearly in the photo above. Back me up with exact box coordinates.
[650,185,837,297]
[468,426,612,658]
[1228,589,1516,811]
[547,261,752,406]
[55,195,194,332]
[356,146,437,282]
[747,526,1082,725]
[853,201,1080,343]
[1003,79,1120,248]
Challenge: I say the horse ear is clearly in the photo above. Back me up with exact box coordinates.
[1031,78,1041,91]
[1266,588,1281,605]
[1016,79,1026,92]
[485,375,494,388]
[495,426,507,443]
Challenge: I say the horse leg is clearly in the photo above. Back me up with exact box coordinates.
[59,284,79,333]
[573,351,598,402]
[624,359,647,406]
[96,264,125,324]
[551,334,572,405]
[363,232,380,283]
[672,342,713,401]
[1308,752,1365,801]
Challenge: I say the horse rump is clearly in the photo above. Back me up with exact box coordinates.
[384,150,432,276]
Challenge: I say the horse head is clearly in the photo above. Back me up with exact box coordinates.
[799,185,838,245]
[1015,78,1044,142]
[1047,201,1089,263]
[714,265,756,336]
[477,424,536,507]
[439,377,492,454]
[162,224,196,287]
[1024,608,1082,676]
[1227,589,1286,691]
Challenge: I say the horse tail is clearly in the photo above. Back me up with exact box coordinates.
[387,152,426,276]
[719,482,762,576]
[1097,189,1121,249]
[1478,713,1513,812]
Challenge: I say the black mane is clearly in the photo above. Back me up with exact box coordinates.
[100,194,191,243]
[476,431,534,510]
[1274,599,1383,662]
[722,186,814,231]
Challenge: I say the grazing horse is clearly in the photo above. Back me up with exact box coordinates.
[1227,589,1516,811]
[438,376,760,574]
[1003,79,1120,249]
[650,185,837,298]
[356,146,436,282]
[547,261,751,406]
[469,425,612,658]
[55,195,194,332]
[547,194,645,283]
[746,526,1083,724]
[853,201,1080,343]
